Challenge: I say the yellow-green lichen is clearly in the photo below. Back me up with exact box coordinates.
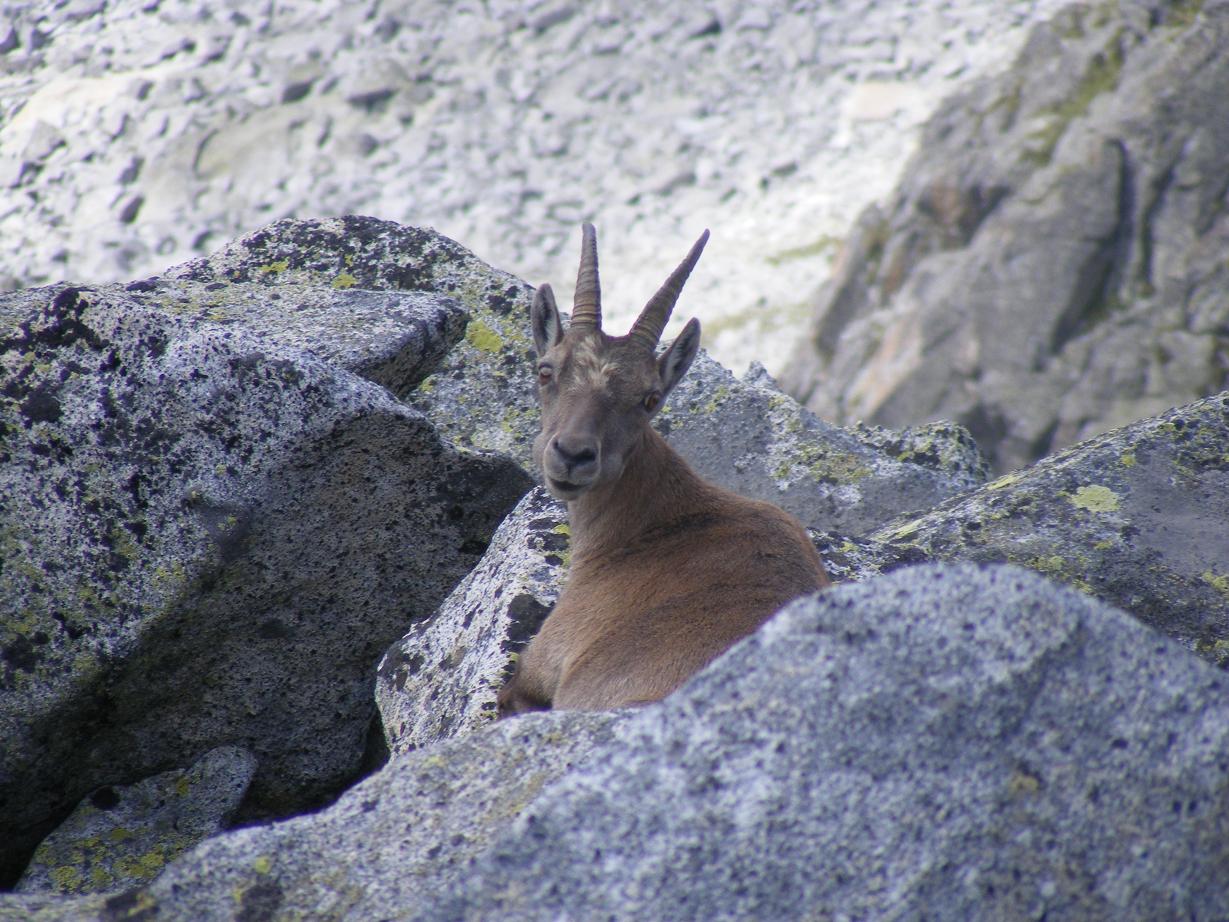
[252,855,273,875]
[986,472,1025,491]
[258,260,290,275]
[700,385,730,416]
[1201,571,1229,601]
[331,271,358,290]
[1194,638,1229,668]
[886,518,923,541]
[1007,770,1041,797]
[1026,552,1094,594]
[114,845,170,881]
[109,526,140,562]
[773,442,871,485]
[1119,450,1137,468]
[50,865,83,892]
[464,319,505,355]
[1068,484,1120,513]
[1032,555,1068,576]
[498,404,536,437]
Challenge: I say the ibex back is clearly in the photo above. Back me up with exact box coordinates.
[497,225,830,715]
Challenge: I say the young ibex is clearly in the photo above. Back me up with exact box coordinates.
[497,225,830,715]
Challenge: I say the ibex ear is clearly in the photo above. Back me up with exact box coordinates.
[530,284,564,356]
[657,317,701,398]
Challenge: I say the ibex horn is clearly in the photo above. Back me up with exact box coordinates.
[627,229,709,349]
[571,223,601,331]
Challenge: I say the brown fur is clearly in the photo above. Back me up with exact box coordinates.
[497,226,830,715]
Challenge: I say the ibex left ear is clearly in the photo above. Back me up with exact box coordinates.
[530,284,564,356]
[658,317,701,398]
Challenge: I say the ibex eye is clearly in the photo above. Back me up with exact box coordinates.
[643,391,662,413]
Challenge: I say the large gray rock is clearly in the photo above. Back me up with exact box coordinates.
[783,1,1229,472]
[861,390,1229,663]
[164,214,541,461]
[1,710,625,922]
[661,355,987,533]
[10,564,1228,920]
[426,564,1229,920]
[0,248,530,884]
[16,746,257,896]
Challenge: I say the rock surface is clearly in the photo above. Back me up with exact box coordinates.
[868,389,1229,662]
[9,565,1227,920]
[0,229,531,885]
[376,487,567,756]
[784,1,1229,471]
[15,747,257,896]
[0,0,1073,372]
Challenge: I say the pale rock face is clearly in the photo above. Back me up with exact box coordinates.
[0,0,1073,373]
[783,2,1229,472]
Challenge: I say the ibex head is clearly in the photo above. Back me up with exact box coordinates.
[530,224,709,501]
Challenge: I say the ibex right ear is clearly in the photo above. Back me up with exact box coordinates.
[658,317,701,398]
[530,284,564,356]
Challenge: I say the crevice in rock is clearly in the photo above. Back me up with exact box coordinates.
[1047,141,1132,359]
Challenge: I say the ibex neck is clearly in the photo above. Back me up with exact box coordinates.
[567,427,715,562]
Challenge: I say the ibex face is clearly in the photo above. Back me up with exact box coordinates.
[530,225,709,500]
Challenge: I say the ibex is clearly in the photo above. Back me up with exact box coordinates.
[497,225,830,715]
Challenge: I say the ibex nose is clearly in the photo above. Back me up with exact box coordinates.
[550,435,598,478]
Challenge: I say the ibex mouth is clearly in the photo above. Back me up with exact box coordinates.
[545,475,590,500]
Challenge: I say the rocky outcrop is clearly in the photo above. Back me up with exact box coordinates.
[783,1,1229,472]
[820,390,1229,661]
[10,565,1227,920]
[0,0,1072,371]
[15,747,257,896]
[6,214,1228,916]
[0,221,531,886]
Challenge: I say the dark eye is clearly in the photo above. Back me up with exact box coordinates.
[537,364,555,385]
[643,391,662,413]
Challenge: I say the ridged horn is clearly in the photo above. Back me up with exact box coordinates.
[627,229,709,349]
[571,223,601,331]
